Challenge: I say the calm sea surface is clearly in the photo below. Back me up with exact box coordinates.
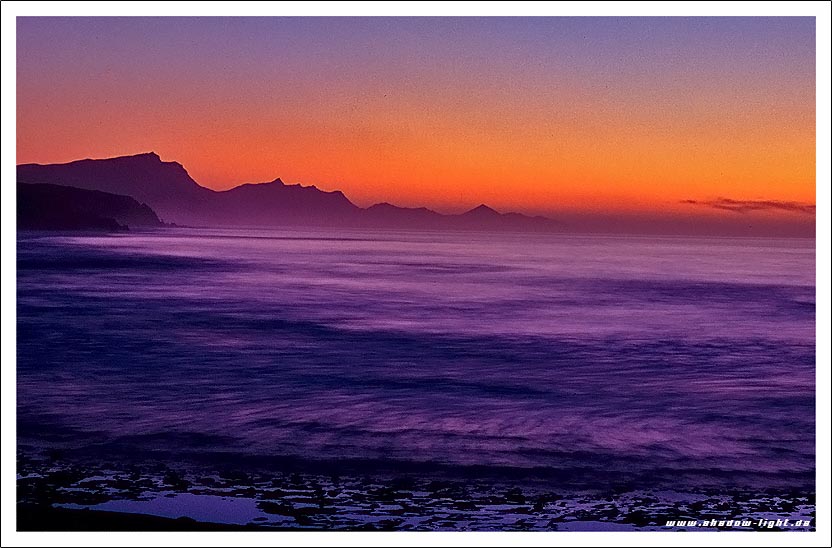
[17,228,815,488]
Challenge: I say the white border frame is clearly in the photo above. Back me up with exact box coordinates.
[2,2,829,547]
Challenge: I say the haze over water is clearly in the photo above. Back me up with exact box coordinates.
[17,228,815,489]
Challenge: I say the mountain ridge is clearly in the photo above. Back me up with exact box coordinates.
[17,182,165,231]
[17,152,560,232]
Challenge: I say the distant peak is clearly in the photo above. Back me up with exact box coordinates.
[235,178,286,190]
[127,152,191,174]
[466,204,500,215]
[70,151,162,164]
[119,151,162,162]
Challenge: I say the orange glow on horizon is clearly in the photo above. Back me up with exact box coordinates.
[16,95,815,216]
[16,17,815,219]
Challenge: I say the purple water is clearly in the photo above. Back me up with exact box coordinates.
[17,228,815,489]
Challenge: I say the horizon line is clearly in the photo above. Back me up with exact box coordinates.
[16,150,818,221]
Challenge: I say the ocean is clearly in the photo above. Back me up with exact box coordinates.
[16,228,816,529]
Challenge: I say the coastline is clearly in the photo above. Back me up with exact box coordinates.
[17,447,815,532]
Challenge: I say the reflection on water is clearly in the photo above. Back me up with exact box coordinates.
[59,493,264,525]
[17,228,815,488]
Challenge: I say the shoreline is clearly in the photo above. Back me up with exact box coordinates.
[17,447,816,532]
[17,505,271,532]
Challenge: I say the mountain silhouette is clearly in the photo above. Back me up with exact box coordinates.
[17,153,212,225]
[363,202,445,227]
[211,179,361,226]
[18,182,164,231]
[463,204,501,217]
[17,153,559,231]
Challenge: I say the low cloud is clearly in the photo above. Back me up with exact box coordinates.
[681,198,815,215]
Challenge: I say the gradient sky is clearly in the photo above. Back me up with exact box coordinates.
[16,17,815,225]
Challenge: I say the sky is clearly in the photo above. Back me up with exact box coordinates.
[16,17,816,232]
